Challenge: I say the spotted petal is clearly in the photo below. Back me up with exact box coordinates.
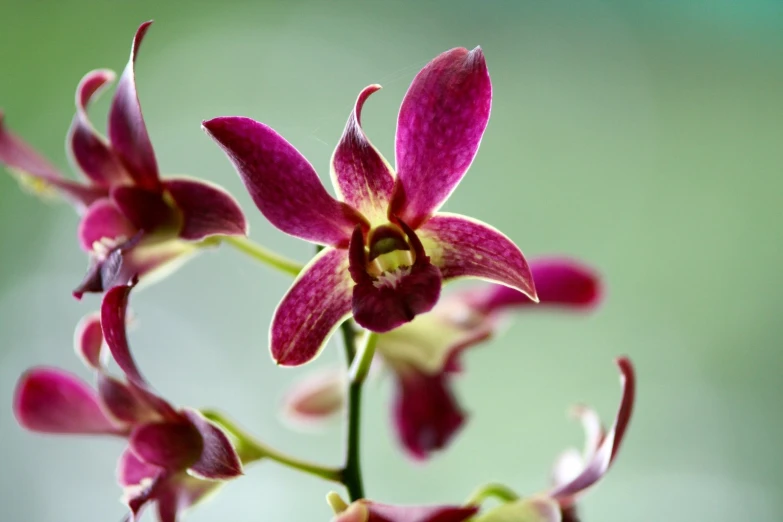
[203,116,364,247]
[0,113,106,210]
[13,367,121,435]
[108,21,160,191]
[331,85,395,226]
[391,47,492,228]
[271,248,353,366]
[163,177,248,240]
[68,69,129,186]
[419,213,536,301]
[549,357,636,502]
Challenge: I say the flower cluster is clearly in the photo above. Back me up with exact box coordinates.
[4,21,636,522]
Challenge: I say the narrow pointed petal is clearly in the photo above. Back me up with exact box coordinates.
[0,113,106,209]
[108,21,160,190]
[163,177,248,239]
[101,282,147,386]
[391,47,492,227]
[475,498,562,522]
[183,409,243,479]
[77,198,137,252]
[271,248,353,366]
[331,85,395,225]
[14,367,120,434]
[366,502,479,522]
[392,370,466,460]
[130,421,203,471]
[203,116,364,247]
[282,368,346,426]
[68,69,129,186]
[419,213,536,301]
[549,357,636,501]
[74,312,104,369]
[467,259,601,314]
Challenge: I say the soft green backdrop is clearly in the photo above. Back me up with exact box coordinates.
[1,1,781,520]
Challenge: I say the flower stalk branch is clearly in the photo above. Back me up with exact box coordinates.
[221,235,303,276]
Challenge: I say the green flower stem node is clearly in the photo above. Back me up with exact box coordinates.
[466,483,521,506]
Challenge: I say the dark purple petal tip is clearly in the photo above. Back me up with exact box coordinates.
[130,420,203,471]
[163,177,248,239]
[183,409,243,479]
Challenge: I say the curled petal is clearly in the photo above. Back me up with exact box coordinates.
[68,69,129,186]
[391,47,492,228]
[419,213,537,301]
[111,186,178,232]
[108,21,160,190]
[202,116,365,247]
[331,85,395,225]
[101,281,147,386]
[130,421,203,471]
[163,177,248,240]
[13,367,120,435]
[467,259,601,315]
[74,312,104,369]
[549,357,636,502]
[392,370,466,460]
[182,409,243,479]
[271,248,353,366]
[77,198,137,252]
[0,113,106,209]
[282,368,346,426]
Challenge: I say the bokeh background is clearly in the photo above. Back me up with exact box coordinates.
[1,0,781,520]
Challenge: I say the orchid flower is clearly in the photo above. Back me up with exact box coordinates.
[0,21,247,298]
[203,46,536,366]
[13,284,243,522]
[283,258,601,459]
[328,492,478,522]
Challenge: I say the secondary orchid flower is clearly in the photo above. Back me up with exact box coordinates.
[13,283,243,522]
[283,258,601,459]
[328,493,478,522]
[476,357,636,522]
[203,46,536,366]
[0,21,246,298]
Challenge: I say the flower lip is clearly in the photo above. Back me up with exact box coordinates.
[368,224,410,261]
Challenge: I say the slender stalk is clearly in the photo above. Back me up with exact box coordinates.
[202,410,342,482]
[221,235,303,276]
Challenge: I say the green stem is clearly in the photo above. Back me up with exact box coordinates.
[202,410,342,483]
[465,482,520,506]
[221,235,303,276]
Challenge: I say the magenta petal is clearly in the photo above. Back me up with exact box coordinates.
[155,474,218,522]
[419,213,537,301]
[118,447,162,487]
[331,85,395,225]
[108,21,160,191]
[97,373,152,424]
[101,282,147,386]
[163,177,248,240]
[77,198,137,252]
[74,312,104,369]
[112,185,177,232]
[68,69,128,186]
[466,258,601,315]
[14,367,120,434]
[202,116,365,247]
[182,409,243,479]
[368,502,478,522]
[271,248,353,366]
[0,113,106,210]
[392,370,466,460]
[391,47,492,228]
[550,357,636,501]
[130,421,203,471]
[353,262,442,333]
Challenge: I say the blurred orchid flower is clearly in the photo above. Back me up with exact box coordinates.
[328,492,478,522]
[13,283,243,522]
[0,21,246,299]
[203,46,536,367]
[283,258,601,459]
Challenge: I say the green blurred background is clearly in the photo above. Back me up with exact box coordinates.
[1,0,781,520]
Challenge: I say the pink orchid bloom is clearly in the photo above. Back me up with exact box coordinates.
[283,258,601,459]
[0,21,246,298]
[13,283,243,522]
[203,47,537,366]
